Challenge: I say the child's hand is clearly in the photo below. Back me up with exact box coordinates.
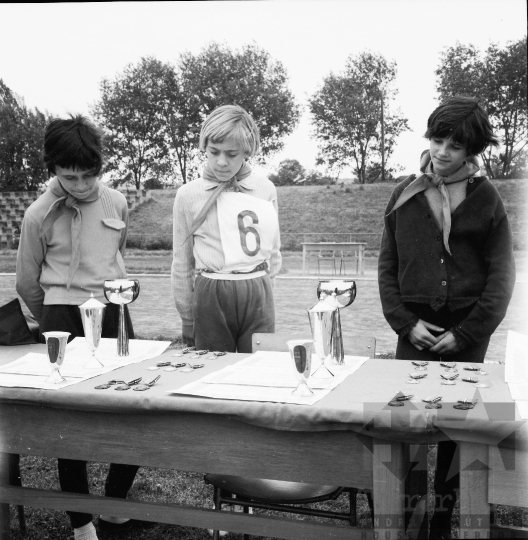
[182,332,195,347]
[429,331,462,355]
[408,319,445,351]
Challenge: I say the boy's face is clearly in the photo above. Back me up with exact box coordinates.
[429,136,468,177]
[55,166,99,200]
[205,138,247,182]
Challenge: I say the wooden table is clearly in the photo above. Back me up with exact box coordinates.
[301,242,367,276]
[0,345,526,540]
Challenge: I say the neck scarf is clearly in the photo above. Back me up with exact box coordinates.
[39,176,103,289]
[184,161,252,244]
[387,151,479,255]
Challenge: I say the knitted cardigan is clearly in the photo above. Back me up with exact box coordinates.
[378,175,516,347]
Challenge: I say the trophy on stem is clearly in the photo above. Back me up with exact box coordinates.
[308,280,357,376]
[103,279,140,356]
[79,293,106,368]
[43,331,70,384]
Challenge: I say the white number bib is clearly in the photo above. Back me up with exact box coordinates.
[216,192,279,273]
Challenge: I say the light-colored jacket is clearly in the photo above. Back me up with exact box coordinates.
[16,179,129,322]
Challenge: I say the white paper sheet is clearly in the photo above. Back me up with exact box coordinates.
[516,401,528,420]
[508,383,528,401]
[505,330,528,384]
[170,352,369,405]
[0,338,171,390]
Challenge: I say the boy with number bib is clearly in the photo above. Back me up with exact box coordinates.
[171,105,281,352]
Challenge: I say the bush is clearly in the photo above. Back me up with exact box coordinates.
[269,159,306,186]
[127,236,173,250]
[143,178,165,190]
[304,170,335,186]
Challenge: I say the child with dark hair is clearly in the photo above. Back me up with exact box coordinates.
[16,114,146,540]
[171,104,281,353]
[378,96,516,538]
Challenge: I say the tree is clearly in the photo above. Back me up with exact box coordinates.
[177,43,301,162]
[91,57,170,189]
[435,37,527,178]
[0,79,49,191]
[268,159,305,186]
[308,52,409,184]
[92,46,301,186]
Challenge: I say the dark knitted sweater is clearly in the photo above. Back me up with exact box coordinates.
[378,175,516,347]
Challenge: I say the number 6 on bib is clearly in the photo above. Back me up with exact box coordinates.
[217,192,279,273]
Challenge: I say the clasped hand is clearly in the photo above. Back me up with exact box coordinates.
[408,319,461,355]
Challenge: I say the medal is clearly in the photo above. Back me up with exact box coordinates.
[440,362,456,369]
[412,361,428,371]
[394,394,414,401]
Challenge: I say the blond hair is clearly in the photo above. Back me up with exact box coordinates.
[199,105,260,157]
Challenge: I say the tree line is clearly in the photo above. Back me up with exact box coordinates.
[1,37,526,191]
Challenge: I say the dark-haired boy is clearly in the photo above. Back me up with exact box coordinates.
[16,115,145,540]
[378,96,515,538]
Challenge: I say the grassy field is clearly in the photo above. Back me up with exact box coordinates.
[127,180,528,252]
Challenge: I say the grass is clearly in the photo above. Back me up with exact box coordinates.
[126,180,528,252]
[10,451,527,539]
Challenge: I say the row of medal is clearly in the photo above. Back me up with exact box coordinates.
[93,347,226,391]
[387,361,487,410]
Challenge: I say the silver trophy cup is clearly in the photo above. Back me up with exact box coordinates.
[43,331,70,384]
[103,279,140,356]
[314,280,357,366]
[79,293,106,368]
[287,339,315,397]
[307,298,337,378]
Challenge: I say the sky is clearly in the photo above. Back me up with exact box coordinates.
[0,0,526,178]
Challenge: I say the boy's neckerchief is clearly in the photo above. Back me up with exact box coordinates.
[387,151,479,255]
[184,162,252,244]
[39,176,103,289]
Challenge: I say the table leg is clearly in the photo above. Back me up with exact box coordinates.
[0,453,11,540]
[373,439,405,539]
[459,441,490,539]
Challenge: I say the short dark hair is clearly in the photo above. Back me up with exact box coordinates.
[424,96,499,156]
[43,114,105,176]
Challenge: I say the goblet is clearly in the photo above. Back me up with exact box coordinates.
[316,280,357,365]
[103,279,140,356]
[307,300,336,378]
[43,331,70,384]
[287,339,314,396]
[79,294,106,368]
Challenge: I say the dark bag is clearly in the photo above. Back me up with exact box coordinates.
[0,298,38,345]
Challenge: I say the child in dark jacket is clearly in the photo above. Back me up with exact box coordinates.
[378,96,516,539]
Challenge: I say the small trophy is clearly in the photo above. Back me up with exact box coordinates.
[43,331,70,384]
[103,279,140,356]
[287,339,314,396]
[79,293,106,368]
